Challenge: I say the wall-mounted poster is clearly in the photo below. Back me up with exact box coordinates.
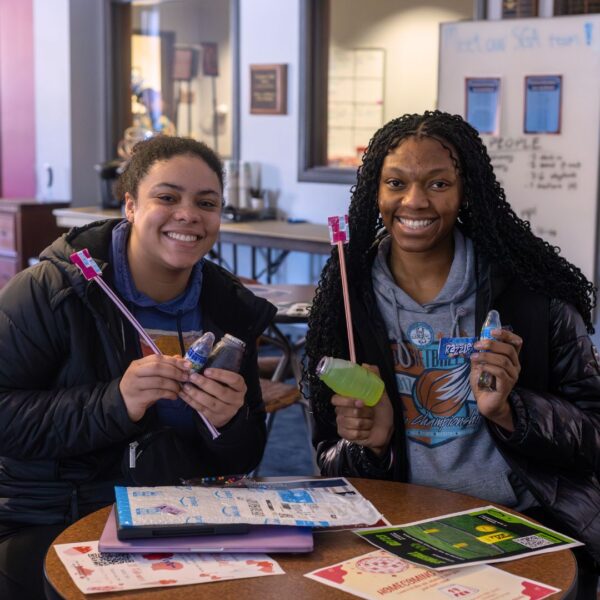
[250,64,288,115]
[524,75,562,134]
[465,77,501,135]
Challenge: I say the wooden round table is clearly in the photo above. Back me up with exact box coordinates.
[44,478,577,599]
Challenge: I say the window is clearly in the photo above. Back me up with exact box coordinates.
[554,0,600,14]
[298,0,478,184]
[109,0,239,159]
[502,0,538,18]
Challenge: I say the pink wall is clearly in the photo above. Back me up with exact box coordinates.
[0,0,35,197]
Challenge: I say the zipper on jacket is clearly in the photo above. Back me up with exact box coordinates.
[129,441,139,468]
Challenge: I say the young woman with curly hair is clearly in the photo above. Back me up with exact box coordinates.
[0,136,275,598]
[303,111,599,597]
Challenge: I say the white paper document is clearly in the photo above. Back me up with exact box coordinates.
[54,540,284,594]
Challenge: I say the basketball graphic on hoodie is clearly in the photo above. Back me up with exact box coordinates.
[414,361,471,419]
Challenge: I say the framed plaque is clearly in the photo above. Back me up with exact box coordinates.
[250,64,288,115]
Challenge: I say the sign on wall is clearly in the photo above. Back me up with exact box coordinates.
[250,64,288,115]
[438,15,600,284]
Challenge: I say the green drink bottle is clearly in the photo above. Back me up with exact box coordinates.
[316,356,384,406]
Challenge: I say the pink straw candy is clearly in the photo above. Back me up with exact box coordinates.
[70,248,220,439]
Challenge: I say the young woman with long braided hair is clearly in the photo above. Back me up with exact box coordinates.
[303,111,599,597]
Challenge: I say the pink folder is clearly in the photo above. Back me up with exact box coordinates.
[99,506,313,554]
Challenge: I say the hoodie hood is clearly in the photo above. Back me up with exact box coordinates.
[39,219,123,300]
[110,219,203,317]
[371,228,477,366]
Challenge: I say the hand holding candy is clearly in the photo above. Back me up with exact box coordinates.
[470,311,523,432]
[70,249,220,439]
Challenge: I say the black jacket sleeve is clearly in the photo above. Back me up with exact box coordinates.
[0,269,146,460]
[491,299,600,477]
[312,376,395,479]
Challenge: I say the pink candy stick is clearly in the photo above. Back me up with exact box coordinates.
[71,249,162,354]
[70,249,220,440]
[327,216,356,363]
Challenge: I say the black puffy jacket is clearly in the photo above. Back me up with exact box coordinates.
[312,254,600,563]
[0,219,275,525]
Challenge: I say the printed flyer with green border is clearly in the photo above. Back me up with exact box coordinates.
[355,505,582,570]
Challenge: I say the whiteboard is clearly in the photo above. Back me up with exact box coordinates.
[438,15,600,283]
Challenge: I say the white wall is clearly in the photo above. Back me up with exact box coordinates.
[34,0,71,202]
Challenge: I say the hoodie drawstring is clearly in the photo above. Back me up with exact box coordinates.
[392,291,414,368]
[450,304,467,338]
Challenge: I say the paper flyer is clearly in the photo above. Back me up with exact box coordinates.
[465,77,501,135]
[355,506,581,570]
[115,477,382,530]
[524,75,562,134]
[54,541,284,594]
[305,549,560,600]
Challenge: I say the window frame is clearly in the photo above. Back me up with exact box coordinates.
[107,0,240,161]
[297,0,486,185]
[298,0,356,184]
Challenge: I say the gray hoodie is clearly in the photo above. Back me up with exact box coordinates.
[372,229,536,510]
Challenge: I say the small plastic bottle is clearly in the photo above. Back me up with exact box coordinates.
[201,333,246,373]
[185,331,215,373]
[316,356,384,407]
[478,310,501,391]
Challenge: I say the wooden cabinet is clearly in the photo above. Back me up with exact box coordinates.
[0,199,69,289]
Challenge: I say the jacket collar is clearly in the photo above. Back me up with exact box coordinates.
[200,262,276,342]
[40,219,122,298]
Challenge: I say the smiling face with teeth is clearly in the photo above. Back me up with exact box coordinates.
[124,154,222,301]
[378,136,462,265]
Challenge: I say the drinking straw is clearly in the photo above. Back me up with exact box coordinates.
[70,249,220,439]
[327,215,356,363]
